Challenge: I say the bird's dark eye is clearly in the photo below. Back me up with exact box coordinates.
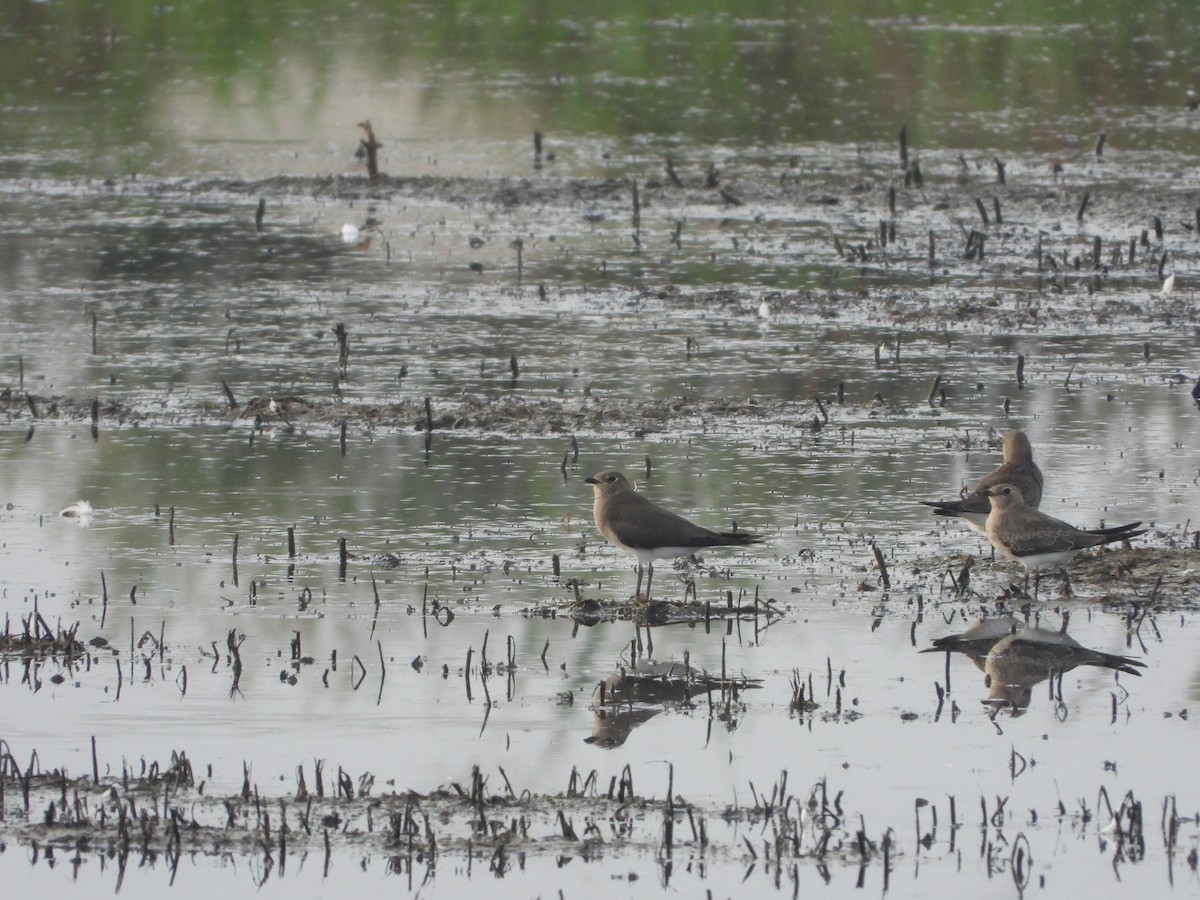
[605,474,618,482]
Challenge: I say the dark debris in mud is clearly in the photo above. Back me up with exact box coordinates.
[103,163,1200,336]
[910,545,1200,611]
[0,613,86,662]
[548,594,780,627]
[4,745,1195,892]
[0,748,890,877]
[2,384,818,437]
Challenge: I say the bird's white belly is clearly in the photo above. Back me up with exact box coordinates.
[625,545,698,566]
[1015,549,1079,572]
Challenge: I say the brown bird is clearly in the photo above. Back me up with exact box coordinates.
[584,469,762,599]
[983,483,1144,588]
[921,430,1044,534]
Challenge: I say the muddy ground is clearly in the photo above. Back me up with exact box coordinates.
[3,156,1199,895]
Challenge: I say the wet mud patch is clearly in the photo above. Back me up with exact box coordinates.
[4,745,1194,892]
[905,546,1200,611]
[1,386,817,437]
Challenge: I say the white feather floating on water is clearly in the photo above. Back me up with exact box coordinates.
[60,500,94,519]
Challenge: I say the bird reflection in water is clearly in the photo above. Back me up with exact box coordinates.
[585,658,761,748]
[924,615,1146,716]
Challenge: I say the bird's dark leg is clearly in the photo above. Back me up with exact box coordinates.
[634,564,644,599]
[644,563,655,601]
[1033,571,1041,601]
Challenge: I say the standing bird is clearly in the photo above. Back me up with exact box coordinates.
[584,469,762,600]
[983,483,1144,593]
[921,430,1044,534]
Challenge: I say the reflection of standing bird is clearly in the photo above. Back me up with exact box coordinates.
[585,659,762,746]
[983,628,1145,711]
[583,707,661,748]
[585,470,762,599]
[921,430,1043,534]
[924,615,1025,668]
[925,618,1145,713]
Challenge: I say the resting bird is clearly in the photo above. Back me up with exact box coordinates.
[921,430,1043,534]
[584,469,762,599]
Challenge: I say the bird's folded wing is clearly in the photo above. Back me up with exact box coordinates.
[606,498,719,550]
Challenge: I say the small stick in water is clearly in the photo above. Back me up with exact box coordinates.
[665,157,682,187]
[871,543,891,590]
[334,322,349,370]
[255,198,265,235]
[1016,354,1026,388]
[288,526,297,559]
[1094,132,1106,157]
[357,120,381,180]
[927,374,941,407]
[898,124,908,168]
[1076,191,1090,222]
[631,179,641,248]
[221,380,238,409]
[992,197,1002,225]
[1092,236,1102,269]
[974,197,989,226]
[993,157,1005,184]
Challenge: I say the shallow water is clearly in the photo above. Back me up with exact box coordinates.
[2,2,1199,898]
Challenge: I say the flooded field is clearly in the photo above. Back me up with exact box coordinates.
[1,2,1199,898]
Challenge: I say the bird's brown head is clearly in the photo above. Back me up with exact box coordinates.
[1002,430,1033,463]
[584,469,631,497]
[985,483,1025,507]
